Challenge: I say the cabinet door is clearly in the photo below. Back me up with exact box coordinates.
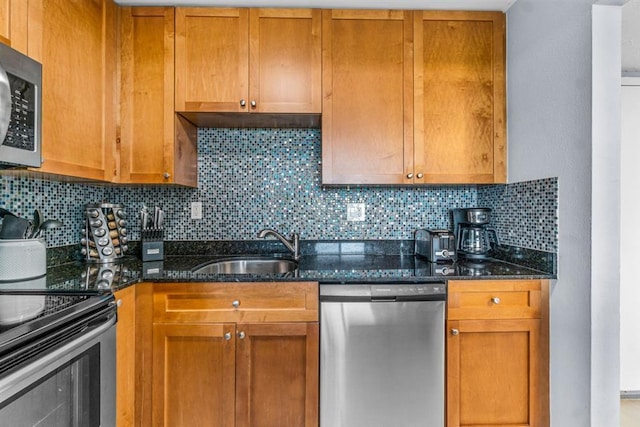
[175,8,249,112]
[322,10,414,185]
[249,9,321,113]
[235,322,319,427]
[153,323,236,427]
[447,319,542,427]
[0,0,28,53]
[26,0,117,181]
[114,287,136,427]
[119,7,197,186]
[414,11,506,184]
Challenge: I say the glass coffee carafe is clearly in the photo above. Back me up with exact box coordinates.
[451,208,499,260]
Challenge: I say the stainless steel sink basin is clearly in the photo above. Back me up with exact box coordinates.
[192,257,298,275]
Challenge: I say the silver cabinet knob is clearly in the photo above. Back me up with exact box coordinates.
[406,173,413,179]
[163,172,170,179]
[491,297,501,304]
[250,100,256,108]
[416,173,424,179]
[224,332,232,341]
[238,331,246,339]
[240,99,246,107]
[116,299,122,307]
[232,300,240,308]
[451,329,459,336]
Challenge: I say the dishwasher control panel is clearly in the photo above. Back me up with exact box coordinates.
[320,283,446,301]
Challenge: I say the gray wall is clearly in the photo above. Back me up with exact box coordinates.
[507,0,594,425]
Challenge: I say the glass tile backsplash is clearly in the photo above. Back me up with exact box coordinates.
[0,128,558,253]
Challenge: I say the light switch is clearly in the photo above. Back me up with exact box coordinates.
[347,203,365,221]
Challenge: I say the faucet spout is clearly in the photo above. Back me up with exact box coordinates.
[258,229,300,260]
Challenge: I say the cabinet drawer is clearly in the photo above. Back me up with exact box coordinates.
[447,280,542,320]
[153,282,318,323]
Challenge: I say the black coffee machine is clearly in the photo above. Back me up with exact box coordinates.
[451,207,499,260]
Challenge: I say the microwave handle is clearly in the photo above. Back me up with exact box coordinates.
[0,62,10,144]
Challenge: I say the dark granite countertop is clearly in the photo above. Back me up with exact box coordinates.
[0,241,556,294]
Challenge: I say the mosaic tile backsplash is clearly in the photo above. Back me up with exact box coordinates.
[0,128,558,253]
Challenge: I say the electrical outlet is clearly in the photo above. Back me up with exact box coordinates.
[191,202,203,220]
[347,203,365,221]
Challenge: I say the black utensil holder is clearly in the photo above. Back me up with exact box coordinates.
[141,229,164,261]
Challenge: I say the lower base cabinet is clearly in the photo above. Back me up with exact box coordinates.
[151,282,319,427]
[446,280,549,427]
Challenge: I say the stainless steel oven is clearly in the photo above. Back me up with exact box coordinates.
[0,294,116,426]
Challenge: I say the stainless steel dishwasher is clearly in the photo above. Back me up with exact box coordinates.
[320,283,446,427]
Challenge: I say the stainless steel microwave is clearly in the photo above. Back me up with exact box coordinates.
[0,42,41,168]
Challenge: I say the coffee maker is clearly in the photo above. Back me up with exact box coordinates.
[452,207,499,260]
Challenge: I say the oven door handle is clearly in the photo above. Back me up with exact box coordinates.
[0,315,116,403]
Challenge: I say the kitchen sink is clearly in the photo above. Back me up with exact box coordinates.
[192,257,298,275]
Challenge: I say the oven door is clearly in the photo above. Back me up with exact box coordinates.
[0,305,116,427]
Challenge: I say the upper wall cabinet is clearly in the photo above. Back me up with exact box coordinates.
[119,7,197,186]
[322,10,413,185]
[27,0,117,181]
[0,0,28,54]
[322,10,506,185]
[414,11,506,184]
[174,8,321,114]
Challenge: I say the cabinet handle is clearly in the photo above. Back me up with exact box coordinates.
[240,99,246,107]
[406,173,413,179]
[232,300,240,308]
[238,331,246,339]
[250,100,256,108]
[416,173,424,179]
[116,299,122,307]
[451,329,459,336]
[163,172,170,179]
[491,297,501,304]
[224,332,232,341]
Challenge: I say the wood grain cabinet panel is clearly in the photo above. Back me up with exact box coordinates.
[0,0,28,53]
[151,282,319,427]
[447,280,549,427]
[27,0,117,181]
[322,10,414,185]
[175,8,320,114]
[152,323,236,427]
[119,7,197,186]
[322,10,506,185]
[414,11,506,184]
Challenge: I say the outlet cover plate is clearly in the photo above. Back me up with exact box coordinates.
[191,202,203,220]
[347,203,365,221]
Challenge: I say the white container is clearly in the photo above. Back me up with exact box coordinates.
[0,238,46,281]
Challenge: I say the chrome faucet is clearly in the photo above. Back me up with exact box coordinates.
[257,229,300,260]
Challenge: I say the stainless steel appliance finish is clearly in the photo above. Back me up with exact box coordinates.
[320,283,445,427]
[0,43,42,168]
[415,229,456,262]
[0,294,116,426]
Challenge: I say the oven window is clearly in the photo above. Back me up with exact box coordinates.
[0,344,100,427]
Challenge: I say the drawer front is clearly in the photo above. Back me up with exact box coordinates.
[153,282,319,323]
[447,280,542,320]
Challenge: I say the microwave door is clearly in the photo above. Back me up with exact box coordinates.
[0,62,9,144]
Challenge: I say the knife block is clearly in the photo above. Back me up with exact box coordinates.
[141,229,164,261]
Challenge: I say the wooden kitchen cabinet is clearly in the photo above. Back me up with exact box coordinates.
[322,10,506,185]
[119,7,197,186]
[322,9,413,185]
[26,0,118,181]
[151,282,319,427]
[174,8,321,115]
[114,283,153,427]
[447,280,549,427]
[414,11,506,184]
[0,0,29,54]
